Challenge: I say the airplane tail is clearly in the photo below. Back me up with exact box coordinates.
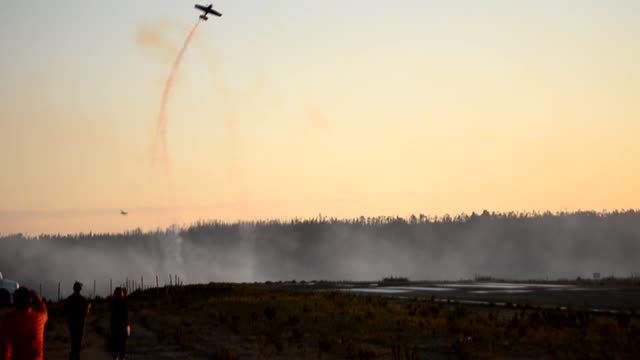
[200,15,208,21]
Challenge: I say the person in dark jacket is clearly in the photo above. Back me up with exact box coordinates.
[64,282,91,360]
[110,288,129,360]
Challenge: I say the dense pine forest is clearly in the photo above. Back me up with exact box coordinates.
[1,210,639,298]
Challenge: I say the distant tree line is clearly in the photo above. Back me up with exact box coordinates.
[1,210,639,298]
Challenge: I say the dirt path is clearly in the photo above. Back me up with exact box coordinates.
[44,320,114,360]
[3,302,115,360]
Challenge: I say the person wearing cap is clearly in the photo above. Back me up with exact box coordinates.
[64,282,91,360]
[0,287,48,360]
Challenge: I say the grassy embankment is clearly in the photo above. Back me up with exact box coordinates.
[38,283,640,359]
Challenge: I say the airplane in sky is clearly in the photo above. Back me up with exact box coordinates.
[195,3,222,20]
[120,210,128,216]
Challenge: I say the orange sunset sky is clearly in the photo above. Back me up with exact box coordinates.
[1,0,639,234]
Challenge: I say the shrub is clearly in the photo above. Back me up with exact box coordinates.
[318,336,332,354]
[264,305,277,320]
[617,312,631,328]
[211,345,237,360]
[350,344,377,360]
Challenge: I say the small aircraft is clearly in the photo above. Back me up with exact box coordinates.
[120,210,128,216]
[195,3,222,20]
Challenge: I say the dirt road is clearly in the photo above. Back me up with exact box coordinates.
[44,327,113,360]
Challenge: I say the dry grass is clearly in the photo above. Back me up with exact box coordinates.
[32,284,640,359]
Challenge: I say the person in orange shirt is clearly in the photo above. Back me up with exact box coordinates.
[0,287,48,360]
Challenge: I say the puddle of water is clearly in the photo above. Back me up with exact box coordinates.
[565,287,594,291]
[387,286,454,292]
[546,287,591,291]
[441,282,574,290]
[440,283,524,289]
[516,283,574,288]
[343,288,409,294]
[470,290,532,294]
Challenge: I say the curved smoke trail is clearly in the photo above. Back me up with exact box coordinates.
[149,19,201,280]
[151,19,202,167]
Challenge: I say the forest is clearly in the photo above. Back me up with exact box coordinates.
[1,210,639,299]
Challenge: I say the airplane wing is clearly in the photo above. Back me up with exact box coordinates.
[195,4,208,11]
[207,9,222,17]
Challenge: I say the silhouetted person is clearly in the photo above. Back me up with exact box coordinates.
[0,290,10,308]
[110,288,129,360]
[64,282,91,360]
[121,288,129,337]
[0,287,48,360]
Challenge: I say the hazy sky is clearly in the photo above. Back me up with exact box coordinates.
[1,1,639,234]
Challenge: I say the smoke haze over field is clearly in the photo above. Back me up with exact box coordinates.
[1,211,639,299]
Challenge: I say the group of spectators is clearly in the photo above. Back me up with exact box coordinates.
[0,282,130,360]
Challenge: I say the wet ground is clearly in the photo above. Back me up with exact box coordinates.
[335,282,640,310]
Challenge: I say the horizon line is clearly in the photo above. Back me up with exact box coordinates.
[2,208,638,238]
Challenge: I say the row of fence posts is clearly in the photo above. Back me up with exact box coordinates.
[39,274,185,302]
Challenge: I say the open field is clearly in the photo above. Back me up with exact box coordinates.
[25,282,640,359]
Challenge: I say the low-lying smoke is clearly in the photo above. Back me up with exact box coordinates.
[1,211,639,299]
